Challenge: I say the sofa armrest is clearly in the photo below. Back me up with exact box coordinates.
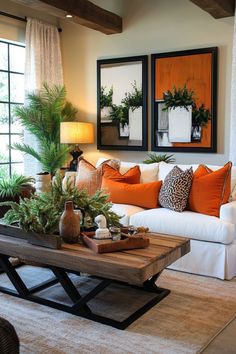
[220,201,236,224]
[62,172,77,190]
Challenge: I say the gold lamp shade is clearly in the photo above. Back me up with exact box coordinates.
[60,122,94,144]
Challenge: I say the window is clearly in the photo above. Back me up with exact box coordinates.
[0,39,25,178]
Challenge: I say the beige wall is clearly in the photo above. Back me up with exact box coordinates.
[60,0,234,166]
[0,0,234,166]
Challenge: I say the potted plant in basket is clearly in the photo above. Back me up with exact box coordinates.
[11,83,78,192]
[0,172,121,249]
[163,85,194,143]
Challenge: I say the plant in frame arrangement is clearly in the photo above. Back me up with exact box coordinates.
[100,86,113,109]
[121,81,142,112]
[162,85,195,111]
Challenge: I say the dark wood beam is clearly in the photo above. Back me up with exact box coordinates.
[190,0,235,18]
[10,0,122,35]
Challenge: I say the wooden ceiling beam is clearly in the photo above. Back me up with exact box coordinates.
[190,0,235,18]
[10,0,122,35]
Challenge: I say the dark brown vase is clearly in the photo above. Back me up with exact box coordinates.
[59,201,80,243]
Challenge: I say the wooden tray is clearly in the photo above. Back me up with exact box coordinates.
[81,232,149,254]
[0,223,62,249]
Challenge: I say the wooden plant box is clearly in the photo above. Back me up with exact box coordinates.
[0,223,62,250]
[82,232,150,254]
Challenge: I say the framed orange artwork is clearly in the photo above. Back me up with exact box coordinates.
[151,47,218,152]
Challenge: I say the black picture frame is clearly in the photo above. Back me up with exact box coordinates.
[97,55,148,151]
[151,47,218,153]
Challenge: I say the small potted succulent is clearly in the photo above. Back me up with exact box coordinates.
[163,85,195,143]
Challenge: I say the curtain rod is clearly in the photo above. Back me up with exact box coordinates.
[0,11,62,32]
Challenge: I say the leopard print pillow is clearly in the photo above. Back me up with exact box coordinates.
[159,165,193,212]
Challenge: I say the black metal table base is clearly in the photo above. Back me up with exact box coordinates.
[0,254,170,330]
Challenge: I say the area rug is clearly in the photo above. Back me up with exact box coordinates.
[0,266,235,354]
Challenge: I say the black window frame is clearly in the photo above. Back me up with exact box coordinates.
[0,39,25,177]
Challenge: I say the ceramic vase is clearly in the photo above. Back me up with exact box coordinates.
[35,173,51,194]
[59,201,80,243]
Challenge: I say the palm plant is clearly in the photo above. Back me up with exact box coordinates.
[11,83,78,176]
[162,85,194,111]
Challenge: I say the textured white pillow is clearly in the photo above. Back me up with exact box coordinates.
[119,161,159,184]
[96,158,159,184]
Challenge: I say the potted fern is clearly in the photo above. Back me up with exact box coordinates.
[163,85,194,143]
[11,84,78,187]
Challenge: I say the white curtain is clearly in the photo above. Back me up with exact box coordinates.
[229,10,236,165]
[24,18,64,176]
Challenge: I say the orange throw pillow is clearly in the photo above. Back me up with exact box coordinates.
[76,159,120,195]
[102,164,141,184]
[101,178,162,209]
[188,162,232,217]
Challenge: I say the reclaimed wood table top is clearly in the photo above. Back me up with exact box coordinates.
[0,232,190,285]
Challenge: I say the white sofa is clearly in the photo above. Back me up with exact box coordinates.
[100,159,236,280]
[66,159,236,280]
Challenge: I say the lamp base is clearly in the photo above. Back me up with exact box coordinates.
[69,147,83,171]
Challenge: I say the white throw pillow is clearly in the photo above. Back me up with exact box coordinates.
[119,161,159,184]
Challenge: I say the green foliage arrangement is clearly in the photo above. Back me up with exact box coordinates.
[110,104,129,128]
[121,81,142,112]
[143,153,175,164]
[11,83,78,176]
[1,172,121,234]
[0,174,35,198]
[163,85,194,111]
[192,103,211,127]
[100,86,113,109]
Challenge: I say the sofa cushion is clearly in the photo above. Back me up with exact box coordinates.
[159,166,193,212]
[102,164,141,184]
[119,161,159,184]
[188,162,232,217]
[111,203,145,226]
[102,179,162,209]
[159,162,236,199]
[76,158,119,195]
[129,208,235,245]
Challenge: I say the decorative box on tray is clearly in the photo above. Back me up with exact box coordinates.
[81,231,150,254]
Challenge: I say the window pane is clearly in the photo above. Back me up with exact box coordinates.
[0,42,8,71]
[11,135,23,162]
[0,72,9,101]
[10,73,24,103]
[11,105,23,134]
[0,164,9,179]
[0,103,9,133]
[0,135,10,162]
[12,163,24,175]
[10,45,25,73]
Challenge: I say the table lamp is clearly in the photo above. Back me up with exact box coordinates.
[60,122,94,171]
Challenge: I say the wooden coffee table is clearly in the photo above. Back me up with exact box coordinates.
[0,231,190,329]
